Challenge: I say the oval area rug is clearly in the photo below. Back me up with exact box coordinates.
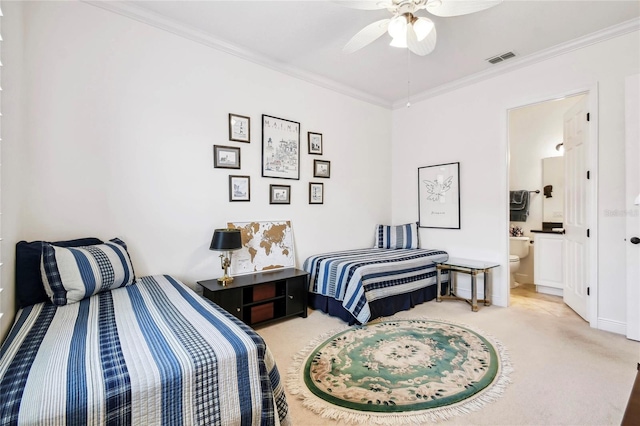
[287,318,512,424]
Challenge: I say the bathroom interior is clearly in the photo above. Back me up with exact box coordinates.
[508,93,586,315]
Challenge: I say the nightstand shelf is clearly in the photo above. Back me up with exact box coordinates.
[198,268,308,327]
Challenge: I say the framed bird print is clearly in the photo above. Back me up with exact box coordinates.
[418,162,460,229]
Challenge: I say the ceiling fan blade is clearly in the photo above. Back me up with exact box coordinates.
[333,0,392,10]
[426,0,502,17]
[407,24,437,56]
[343,18,391,54]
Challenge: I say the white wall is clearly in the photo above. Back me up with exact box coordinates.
[0,1,26,339]
[0,1,392,338]
[392,30,639,330]
[508,95,584,283]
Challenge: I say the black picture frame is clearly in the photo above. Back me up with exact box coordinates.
[229,113,251,143]
[229,175,250,202]
[213,145,241,169]
[313,159,331,178]
[262,115,300,180]
[309,182,323,204]
[308,132,323,155]
[269,184,291,204]
[418,162,461,229]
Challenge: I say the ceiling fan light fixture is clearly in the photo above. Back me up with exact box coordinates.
[412,17,434,41]
[390,35,408,48]
[387,14,407,39]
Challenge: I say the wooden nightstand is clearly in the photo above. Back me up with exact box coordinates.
[198,268,308,326]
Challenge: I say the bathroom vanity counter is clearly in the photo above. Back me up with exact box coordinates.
[531,229,565,234]
[532,221,564,234]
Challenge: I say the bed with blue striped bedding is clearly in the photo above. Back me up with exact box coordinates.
[304,248,449,324]
[0,275,290,426]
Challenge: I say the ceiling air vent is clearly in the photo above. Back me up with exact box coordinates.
[487,51,516,64]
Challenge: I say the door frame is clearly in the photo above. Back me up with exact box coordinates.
[505,84,599,328]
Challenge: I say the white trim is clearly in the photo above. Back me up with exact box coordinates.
[505,85,599,330]
[597,317,626,336]
[535,286,563,297]
[82,0,391,108]
[586,87,599,329]
[81,1,638,110]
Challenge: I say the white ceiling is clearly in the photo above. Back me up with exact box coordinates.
[112,0,640,107]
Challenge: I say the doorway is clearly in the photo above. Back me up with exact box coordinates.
[506,90,596,324]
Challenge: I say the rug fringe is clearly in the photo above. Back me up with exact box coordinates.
[286,316,514,425]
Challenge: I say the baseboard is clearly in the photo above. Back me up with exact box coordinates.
[535,285,563,297]
[597,317,626,335]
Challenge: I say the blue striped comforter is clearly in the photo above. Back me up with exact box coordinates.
[0,275,290,426]
[304,248,448,324]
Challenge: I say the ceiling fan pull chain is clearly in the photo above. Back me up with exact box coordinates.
[407,47,411,108]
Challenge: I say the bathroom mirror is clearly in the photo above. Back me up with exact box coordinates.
[542,156,564,223]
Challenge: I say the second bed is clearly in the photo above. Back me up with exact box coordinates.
[304,247,449,324]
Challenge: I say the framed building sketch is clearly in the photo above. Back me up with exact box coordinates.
[229,113,250,143]
[308,132,323,155]
[269,184,291,204]
[262,115,300,180]
[418,162,460,229]
[309,182,323,204]
[213,145,241,169]
[229,175,250,202]
[313,160,330,178]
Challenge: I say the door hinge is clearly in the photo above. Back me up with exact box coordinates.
[587,171,590,179]
[587,287,590,296]
[586,112,590,121]
[587,229,590,237]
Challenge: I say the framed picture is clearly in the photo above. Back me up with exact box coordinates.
[229,175,250,202]
[418,162,460,229]
[213,145,241,169]
[269,184,291,204]
[229,113,251,143]
[313,159,331,178]
[308,132,323,155]
[309,182,323,204]
[262,115,300,180]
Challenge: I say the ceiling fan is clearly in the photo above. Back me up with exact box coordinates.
[341,0,503,56]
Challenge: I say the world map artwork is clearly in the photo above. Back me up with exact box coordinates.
[227,221,295,274]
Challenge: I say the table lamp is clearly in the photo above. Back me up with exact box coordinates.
[210,228,242,285]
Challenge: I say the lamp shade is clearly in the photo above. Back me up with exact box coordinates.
[387,15,407,39]
[412,17,434,42]
[210,228,242,251]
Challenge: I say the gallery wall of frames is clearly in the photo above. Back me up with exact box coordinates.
[214,113,330,205]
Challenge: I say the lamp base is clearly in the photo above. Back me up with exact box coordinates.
[217,275,234,286]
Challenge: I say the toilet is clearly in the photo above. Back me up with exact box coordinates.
[509,236,530,288]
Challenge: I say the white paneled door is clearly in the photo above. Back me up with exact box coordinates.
[563,96,589,321]
[626,74,640,342]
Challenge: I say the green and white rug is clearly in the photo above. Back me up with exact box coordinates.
[287,318,513,424]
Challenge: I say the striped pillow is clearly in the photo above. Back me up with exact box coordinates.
[41,238,136,305]
[374,223,419,249]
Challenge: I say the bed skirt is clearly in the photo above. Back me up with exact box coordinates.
[308,282,447,325]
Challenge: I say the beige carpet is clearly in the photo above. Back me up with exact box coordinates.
[256,292,639,425]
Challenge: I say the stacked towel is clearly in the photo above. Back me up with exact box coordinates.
[510,190,530,222]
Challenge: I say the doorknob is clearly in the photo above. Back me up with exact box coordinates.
[631,237,640,245]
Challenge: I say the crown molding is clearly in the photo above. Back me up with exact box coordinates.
[392,17,640,109]
[83,1,392,109]
[82,2,638,111]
